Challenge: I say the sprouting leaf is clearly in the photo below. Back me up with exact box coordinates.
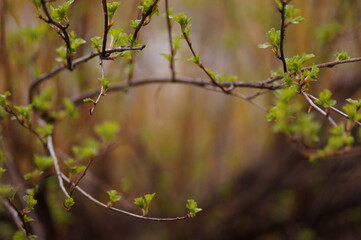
[107,190,122,206]
[130,20,141,29]
[94,121,120,142]
[50,0,74,21]
[63,98,78,118]
[335,49,349,61]
[107,1,121,22]
[314,89,336,108]
[36,124,53,138]
[258,42,273,49]
[64,197,75,210]
[98,77,110,93]
[174,13,191,30]
[187,54,200,64]
[186,199,202,218]
[134,193,156,216]
[90,36,103,50]
[83,98,95,104]
[23,194,37,211]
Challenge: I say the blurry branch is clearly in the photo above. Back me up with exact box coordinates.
[2,199,29,235]
[301,90,337,127]
[61,174,189,221]
[70,76,282,105]
[164,0,176,80]
[39,0,73,69]
[28,45,146,103]
[307,93,361,126]
[47,135,70,199]
[69,157,94,196]
[89,59,105,115]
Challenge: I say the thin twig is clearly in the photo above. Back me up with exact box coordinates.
[301,90,337,127]
[61,174,189,221]
[165,0,176,80]
[70,76,282,105]
[47,135,70,199]
[28,45,146,103]
[2,199,28,234]
[39,0,73,69]
[89,59,106,115]
[307,93,361,126]
[69,157,95,196]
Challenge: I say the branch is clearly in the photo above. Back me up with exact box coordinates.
[164,0,176,80]
[301,90,337,127]
[47,135,70,199]
[101,0,110,57]
[39,0,73,69]
[306,93,361,126]
[278,1,288,73]
[61,174,189,221]
[70,76,282,105]
[28,45,146,103]
[2,199,29,235]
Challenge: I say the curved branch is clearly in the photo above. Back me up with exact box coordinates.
[28,45,146,103]
[61,174,188,221]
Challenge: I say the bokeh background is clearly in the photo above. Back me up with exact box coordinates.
[1,0,361,239]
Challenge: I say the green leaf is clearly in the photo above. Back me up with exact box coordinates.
[107,1,121,22]
[109,28,131,47]
[23,215,35,222]
[161,53,171,62]
[55,46,67,63]
[346,98,361,109]
[63,98,78,118]
[0,184,15,197]
[50,0,74,21]
[343,104,361,121]
[314,89,336,108]
[14,105,32,121]
[134,193,156,216]
[94,121,120,142]
[174,12,191,30]
[69,31,86,53]
[72,139,99,160]
[30,0,41,10]
[32,87,54,112]
[12,231,28,240]
[187,54,200,64]
[98,77,110,93]
[258,42,273,49]
[107,190,122,204]
[0,167,7,174]
[186,199,202,218]
[36,124,53,138]
[130,20,141,29]
[64,197,75,210]
[23,194,37,210]
[335,49,349,61]
[90,36,103,50]
[34,155,53,171]
[0,91,11,105]
[83,98,95,104]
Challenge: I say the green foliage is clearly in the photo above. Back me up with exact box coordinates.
[107,1,121,23]
[50,0,74,22]
[314,89,336,108]
[64,197,75,210]
[32,87,54,112]
[130,20,141,29]
[109,29,131,48]
[335,49,349,61]
[98,77,110,93]
[30,0,41,10]
[36,124,53,138]
[23,191,37,212]
[286,53,315,74]
[34,155,53,171]
[94,121,120,142]
[258,28,281,56]
[69,31,86,53]
[138,0,157,13]
[62,98,78,118]
[12,231,33,240]
[72,138,100,160]
[107,190,122,207]
[90,36,103,50]
[343,99,361,121]
[316,22,341,44]
[14,105,32,122]
[134,193,155,216]
[284,4,304,25]
[187,54,200,64]
[186,199,202,218]
[0,184,15,198]
[83,98,95,104]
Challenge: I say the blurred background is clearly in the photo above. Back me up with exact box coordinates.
[1,0,361,239]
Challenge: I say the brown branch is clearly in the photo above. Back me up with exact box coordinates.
[3,199,30,235]
[69,157,95,196]
[165,0,176,80]
[61,173,189,221]
[28,45,146,103]
[101,0,110,57]
[40,0,73,69]
[70,76,283,105]
[277,1,288,73]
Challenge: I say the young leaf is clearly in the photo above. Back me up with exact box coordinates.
[94,121,120,142]
[90,36,103,50]
[107,190,122,207]
[107,1,121,22]
[314,89,336,108]
[64,197,75,210]
[335,49,349,61]
[186,199,202,218]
